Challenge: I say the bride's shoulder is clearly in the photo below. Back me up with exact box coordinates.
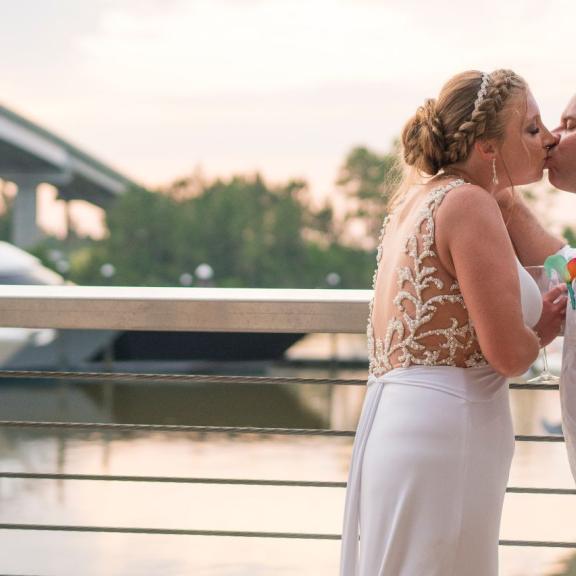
[434,182,508,253]
[437,182,501,223]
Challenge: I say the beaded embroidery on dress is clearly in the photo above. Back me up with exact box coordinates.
[367,179,488,377]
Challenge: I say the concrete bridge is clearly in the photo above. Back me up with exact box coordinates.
[0,104,142,247]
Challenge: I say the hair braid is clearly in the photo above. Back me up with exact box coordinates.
[445,70,518,164]
[401,69,526,175]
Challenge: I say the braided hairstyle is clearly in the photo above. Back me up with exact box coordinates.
[402,70,527,175]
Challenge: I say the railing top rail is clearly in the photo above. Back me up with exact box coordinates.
[0,285,372,333]
[0,285,371,302]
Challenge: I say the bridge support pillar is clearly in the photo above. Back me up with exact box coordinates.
[12,179,42,249]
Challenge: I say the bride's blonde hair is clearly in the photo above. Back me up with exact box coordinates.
[388,69,527,209]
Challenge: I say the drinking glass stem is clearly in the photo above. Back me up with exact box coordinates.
[542,347,551,374]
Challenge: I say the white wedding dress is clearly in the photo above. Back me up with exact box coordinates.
[339,179,543,576]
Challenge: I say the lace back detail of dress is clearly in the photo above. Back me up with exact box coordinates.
[367,179,487,376]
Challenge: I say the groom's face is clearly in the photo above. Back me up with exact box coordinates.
[548,96,576,192]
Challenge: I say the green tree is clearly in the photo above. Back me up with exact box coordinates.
[51,172,375,289]
[563,225,576,248]
[336,144,402,247]
[548,552,576,575]
[0,180,14,242]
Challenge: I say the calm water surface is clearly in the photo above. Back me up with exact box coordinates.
[0,334,575,576]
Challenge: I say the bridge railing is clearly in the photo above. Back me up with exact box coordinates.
[0,285,573,572]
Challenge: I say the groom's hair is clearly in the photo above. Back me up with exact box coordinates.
[402,69,526,176]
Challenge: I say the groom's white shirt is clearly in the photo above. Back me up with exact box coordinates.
[556,244,576,483]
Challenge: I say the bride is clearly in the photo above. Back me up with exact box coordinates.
[339,69,567,576]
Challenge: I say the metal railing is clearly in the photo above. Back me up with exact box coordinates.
[0,286,573,558]
[0,284,369,333]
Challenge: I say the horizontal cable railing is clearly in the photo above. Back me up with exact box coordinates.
[0,286,573,555]
[0,367,563,389]
[0,419,566,442]
[0,522,574,548]
[0,369,370,386]
[1,472,575,495]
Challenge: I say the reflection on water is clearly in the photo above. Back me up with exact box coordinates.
[0,333,575,575]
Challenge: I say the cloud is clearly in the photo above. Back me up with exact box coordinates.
[77,0,415,95]
[68,0,572,108]
[0,0,572,195]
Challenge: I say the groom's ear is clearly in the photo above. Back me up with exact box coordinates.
[474,139,497,159]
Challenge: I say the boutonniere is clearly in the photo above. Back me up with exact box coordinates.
[544,254,576,310]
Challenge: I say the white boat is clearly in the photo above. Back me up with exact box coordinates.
[0,241,63,363]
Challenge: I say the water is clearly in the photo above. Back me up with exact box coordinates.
[0,333,575,576]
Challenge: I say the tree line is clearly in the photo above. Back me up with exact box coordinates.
[0,146,400,289]
[0,143,570,291]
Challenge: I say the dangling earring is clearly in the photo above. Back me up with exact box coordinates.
[492,157,499,186]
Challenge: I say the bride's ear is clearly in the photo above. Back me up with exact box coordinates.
[474,139,497,160]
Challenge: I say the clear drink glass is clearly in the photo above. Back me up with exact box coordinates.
[525,265,560,385]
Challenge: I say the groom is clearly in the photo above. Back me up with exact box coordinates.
[537,93,576,485]
[548,94,576,192]
[497,93,576,486]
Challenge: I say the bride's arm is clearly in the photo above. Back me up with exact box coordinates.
[436,184,540,377]
[497,187,566,265]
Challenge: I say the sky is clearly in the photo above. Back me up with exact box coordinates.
[2,0,576,236]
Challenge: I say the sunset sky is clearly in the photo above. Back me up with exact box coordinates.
[2,0,576,236]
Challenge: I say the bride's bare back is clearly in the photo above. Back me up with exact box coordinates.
[368,178,487,376]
